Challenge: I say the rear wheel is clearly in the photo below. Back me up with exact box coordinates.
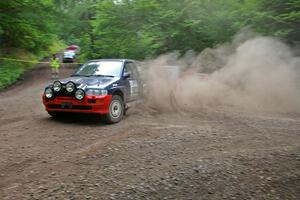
[105,95,124,124]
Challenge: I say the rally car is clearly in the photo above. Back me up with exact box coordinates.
[42,59,141,123]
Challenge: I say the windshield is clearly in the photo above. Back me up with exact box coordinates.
[73,61,123,77]
[64,51,75,56]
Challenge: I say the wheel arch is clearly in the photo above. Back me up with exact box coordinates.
[112,89,124,101]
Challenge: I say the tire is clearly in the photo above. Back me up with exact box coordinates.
[105,95,124,124]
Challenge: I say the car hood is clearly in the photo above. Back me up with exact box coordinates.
[59,76,119,89]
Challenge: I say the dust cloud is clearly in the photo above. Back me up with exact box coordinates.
[142,32,300,113]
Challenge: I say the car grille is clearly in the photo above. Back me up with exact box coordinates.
[55,96,77,100]
[47,104,92,110]
[54,89,75,97]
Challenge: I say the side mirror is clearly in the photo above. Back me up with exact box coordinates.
[123,72,131,79]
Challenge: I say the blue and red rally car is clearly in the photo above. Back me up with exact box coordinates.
[42,59,141,123]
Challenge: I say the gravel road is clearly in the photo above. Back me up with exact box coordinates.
[0,63,299,200]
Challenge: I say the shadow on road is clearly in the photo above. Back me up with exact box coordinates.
[42,113,110,126]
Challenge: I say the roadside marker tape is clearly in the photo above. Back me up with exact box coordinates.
[0,57,82,65]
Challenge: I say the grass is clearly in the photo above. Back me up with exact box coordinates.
[0,61,27,89]
[0,52,37,89]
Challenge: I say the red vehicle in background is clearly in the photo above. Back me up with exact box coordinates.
[66,45,80,54]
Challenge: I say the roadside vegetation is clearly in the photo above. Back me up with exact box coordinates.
[0,41,65,89]
[0,0,299,88]
[0,1,65,89]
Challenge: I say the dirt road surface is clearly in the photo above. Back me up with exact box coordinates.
[0,63,299,200]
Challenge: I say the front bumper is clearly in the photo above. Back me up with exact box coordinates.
[63,58,74,63]
[43,95,112,114]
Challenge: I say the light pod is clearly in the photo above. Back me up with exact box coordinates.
[45,88,53,99]
[75,89,85,100]
[53,81,62,92]
[66,81,76,93]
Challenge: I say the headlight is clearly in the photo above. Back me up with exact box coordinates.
[66,81,76,93]
[75,89,85,100]
[53,81,62,92]
[45,88,53,99]
[86,89,108,96]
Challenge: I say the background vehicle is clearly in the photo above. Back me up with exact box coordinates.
[66,45,80,55]
[42,59,141,123]
[63,50,76,63]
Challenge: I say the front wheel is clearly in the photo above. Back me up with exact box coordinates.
[105,95,124,124]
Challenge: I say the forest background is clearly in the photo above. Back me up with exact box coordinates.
[0,0,299,88]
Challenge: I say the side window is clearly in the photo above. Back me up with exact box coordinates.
[123,63,130,74]
[130,62,139,79]
[123,62,137,79]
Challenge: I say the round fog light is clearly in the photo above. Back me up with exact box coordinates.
[75,89,85,100]
[53,81,62,92]
[66,81,76,92]
[45,88,53,99]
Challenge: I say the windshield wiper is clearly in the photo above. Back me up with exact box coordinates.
[71,74,92,77]
[93,74,115,78]
[72,74,115,78]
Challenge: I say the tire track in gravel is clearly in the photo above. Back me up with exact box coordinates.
[0,117,25,127]
[0,61,80,194]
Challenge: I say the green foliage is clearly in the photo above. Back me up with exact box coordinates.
[54,0,97,61]
[45,40,67,57]
[0,0,66,88]
[0,51,37,89]
[1,0,299,61]
[0,61,26,89]
[0,0,60,53]
[86,0,300,59]
[0,0,299,72]
[262,0,300,40]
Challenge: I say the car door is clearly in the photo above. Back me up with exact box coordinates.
[123,62,139,102]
